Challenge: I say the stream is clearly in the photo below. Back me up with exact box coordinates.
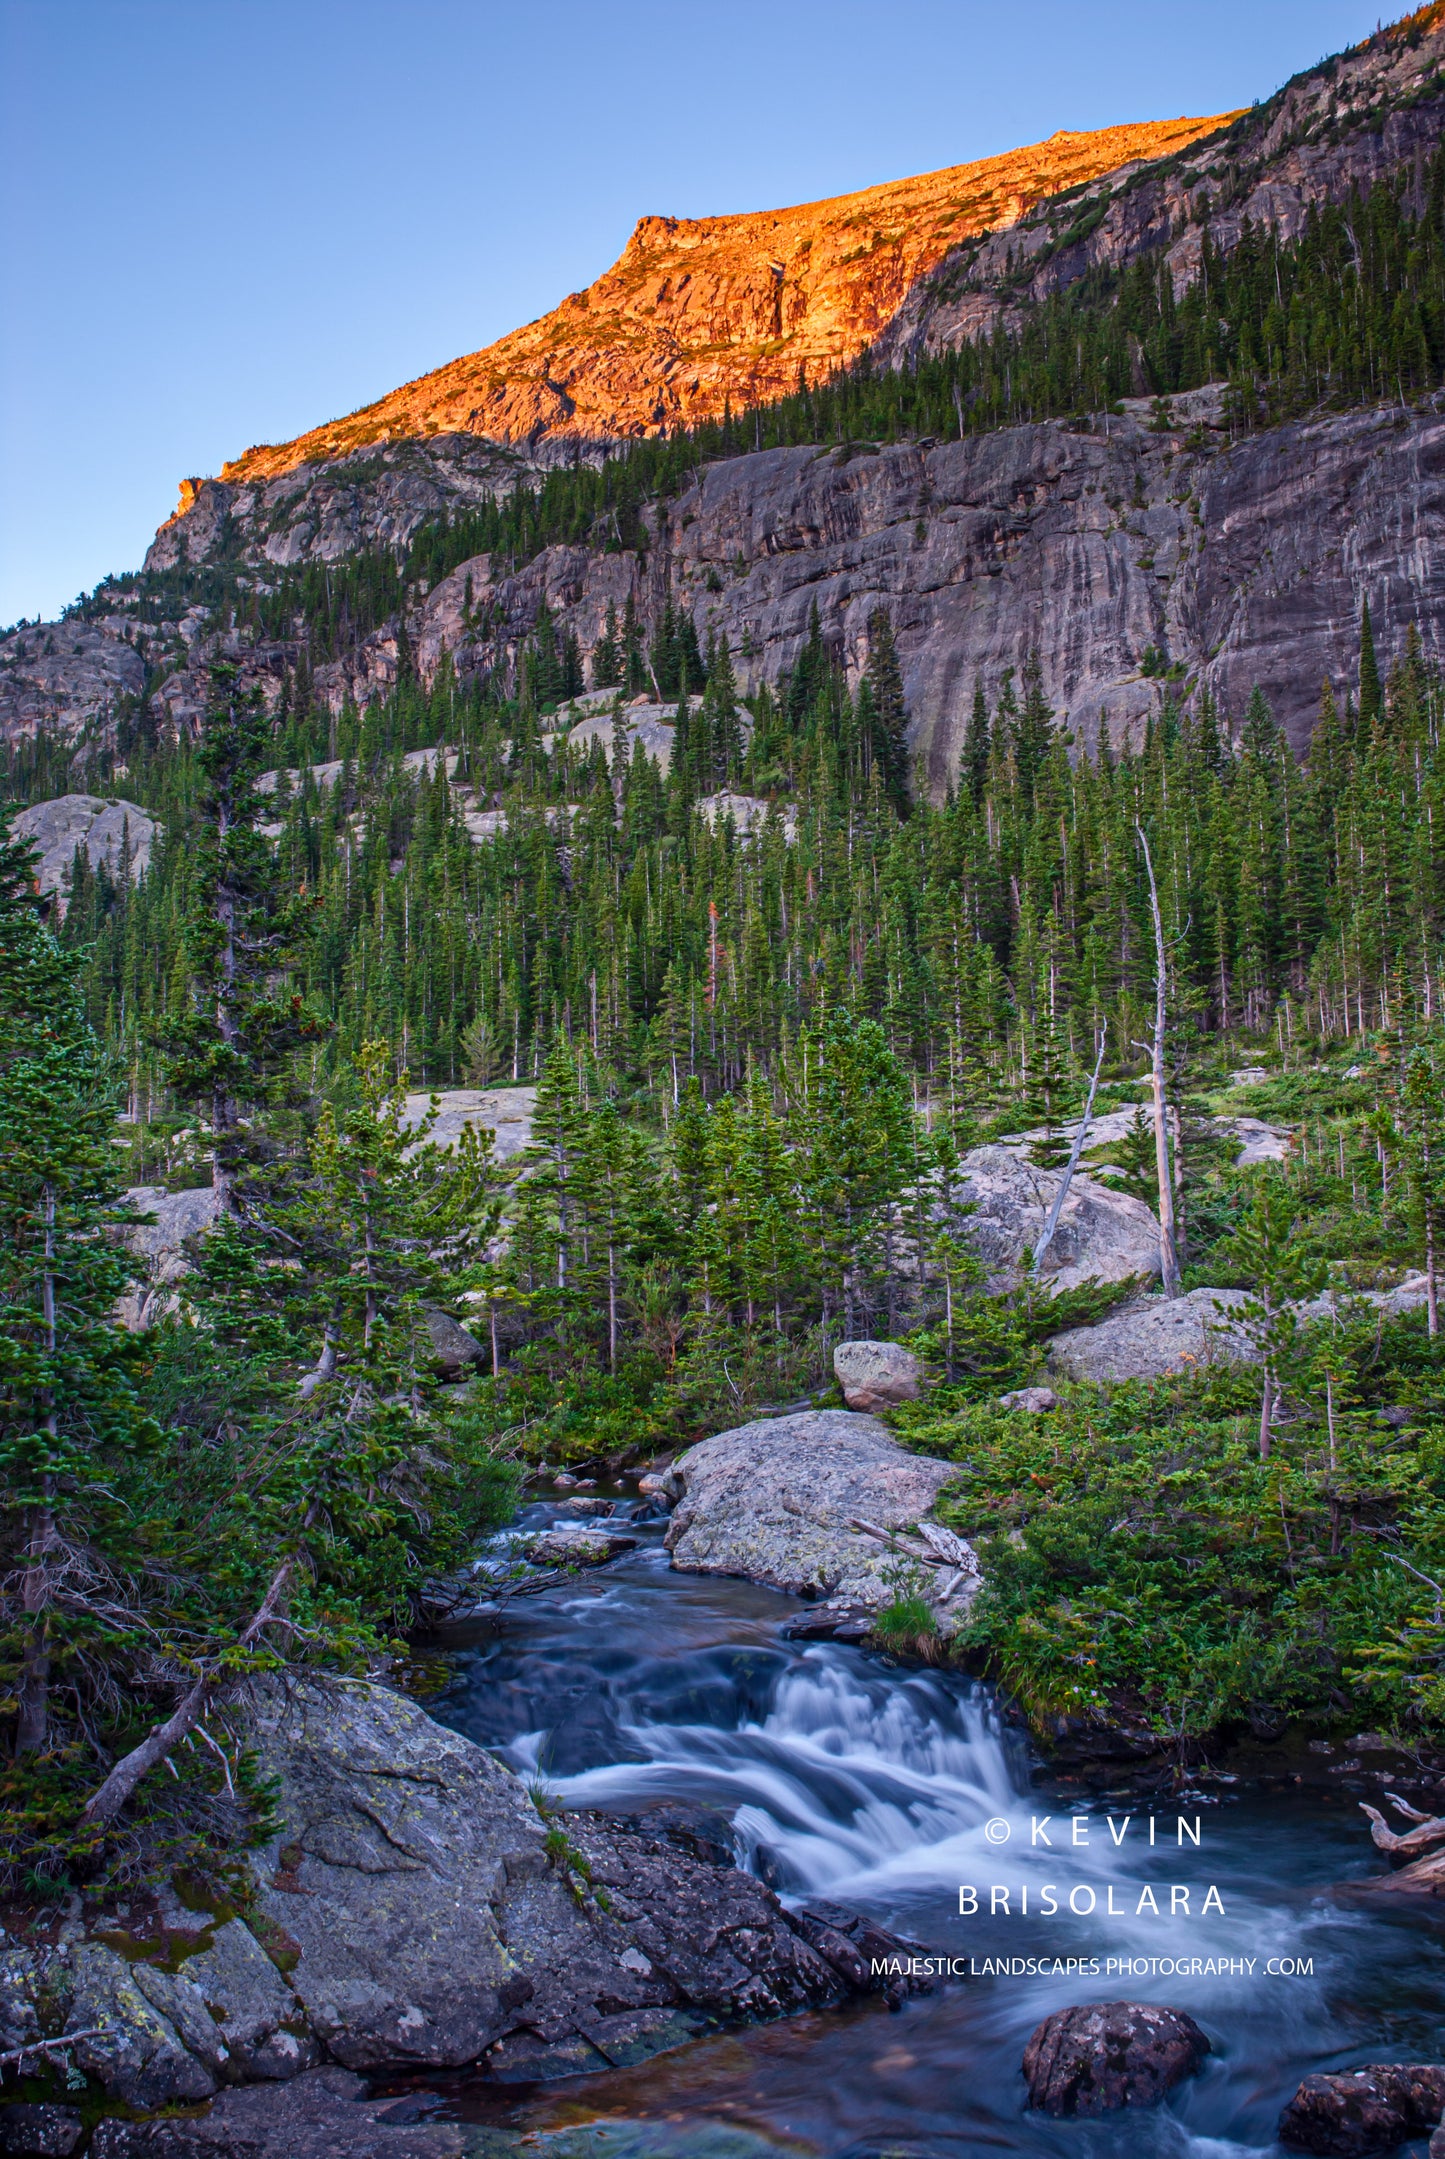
[415,1489,1445,2158]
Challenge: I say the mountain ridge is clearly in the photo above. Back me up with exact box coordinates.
[208,116,1233,489]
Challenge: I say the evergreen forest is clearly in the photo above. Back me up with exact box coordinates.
[11,132,1445,1892]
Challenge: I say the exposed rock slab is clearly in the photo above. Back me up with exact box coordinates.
[1022,2000,1209,2115]
[11,794,157,911]
[118,1185,222,1332]
[954,1145,1160,1292]
[1048,1275,1436,1383]
[664,1410,965,1614]
[1046,1287,1253,1382]
[1278,2063,1445,2154]
[400,1086,536,1163]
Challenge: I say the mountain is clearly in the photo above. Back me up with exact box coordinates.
[215,117,1231,482]
[6,6,1445,769]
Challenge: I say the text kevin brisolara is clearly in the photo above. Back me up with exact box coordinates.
[962,1812,1225,1919]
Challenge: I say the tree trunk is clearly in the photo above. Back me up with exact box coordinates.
[18,1186,62,1754]
[1136,827,1182,1297]
[84,1550,299,1826]
[1031,1030,1107,1278]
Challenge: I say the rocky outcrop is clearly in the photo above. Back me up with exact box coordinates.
[1046,1287,1254,1382]
[954,1143,1160,1292]
[1046,1274,1435,1383]
[663,1409,971,1623]
[882,14,1445,369]
[0,1677,927,2145]
[1278,2063,1445,2154]
[145,434,544,576]
[400,1085,537,1163]
[212,120,1227,486]
[833,1339,923,1411]
[1022,2001,1209,2115]
[0,619,147,742]
[118,1185,222,1332]
[11,794,157,911]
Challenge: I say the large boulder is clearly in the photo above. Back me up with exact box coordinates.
[1045,1287,1253,1383]
[1022,2001,1209,2115]
[833,1339,922,1411]
[954,1145,1160,1293]
[1047,1275,1437,1384]
[421,1307,484,1373]
[12,794,158,914]
[664,1410,971,1622]
[400,1085,537,1164]
[18,1678,928,2141]
[1278,2064,1445,2154]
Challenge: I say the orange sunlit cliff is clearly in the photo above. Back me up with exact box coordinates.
[219,115,1235,485]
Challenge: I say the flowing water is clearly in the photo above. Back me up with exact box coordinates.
[416,1494,1445,2158]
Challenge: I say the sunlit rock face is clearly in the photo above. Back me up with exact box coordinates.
[205,117,1229,486]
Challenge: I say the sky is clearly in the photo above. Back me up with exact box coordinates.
[0,0,1393,626]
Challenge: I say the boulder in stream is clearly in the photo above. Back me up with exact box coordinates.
[1278,2063,1445,2153]
[664,1410,969,1619]
[1022,2000,1209,2114]
[523,1524,637,1566]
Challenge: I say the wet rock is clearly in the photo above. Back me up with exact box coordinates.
[0,2106,84,2157]
[86,2065,465,2157]
[1022,2000,1209,2115]
[568,1814,936,2021]
[664,1410,964,1616]
[830,2146,953,2159]
[997,1385,1057,1412]
[557,1495,615,1517]
[791,1901,942,2010]
[1278,2063,1445,2153]
[597,1800,738,1867]
[833,1339,922,1411]
[523,1526,637,1567]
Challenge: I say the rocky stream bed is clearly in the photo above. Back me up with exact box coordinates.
[6,1419,1445,2159]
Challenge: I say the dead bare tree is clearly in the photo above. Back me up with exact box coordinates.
[1135,825,1182,1298]
[1031,1028,1108,1279]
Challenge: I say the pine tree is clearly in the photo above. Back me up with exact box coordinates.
[0,818,153,1760]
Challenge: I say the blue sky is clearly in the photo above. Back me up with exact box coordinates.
[0,0,1390,624]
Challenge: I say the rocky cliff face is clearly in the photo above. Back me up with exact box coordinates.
[401,388,1445,766]
[7,12,1445,773]
[13,388,1443,774]
[207,117,1229,485]
[879,5,1445,364]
